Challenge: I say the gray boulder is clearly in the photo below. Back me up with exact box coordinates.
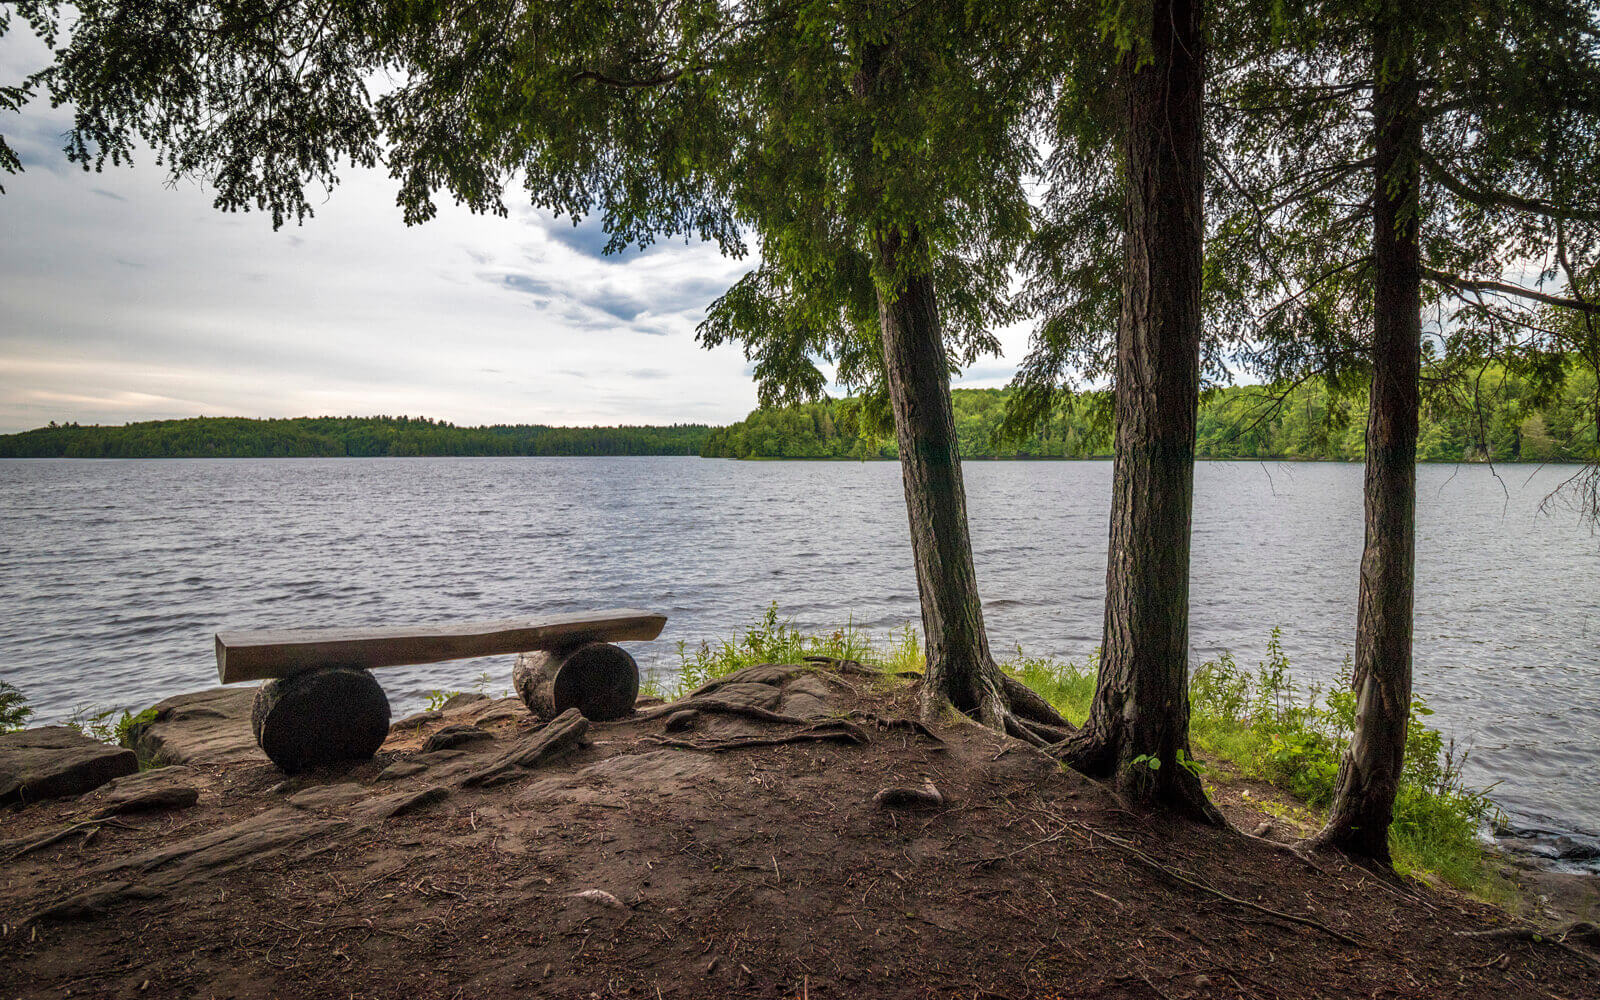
[131,687,265,766]
[0,726,139,805]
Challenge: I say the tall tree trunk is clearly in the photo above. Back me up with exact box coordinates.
[1058,0,1220,822]
[1312,12,1421,862]
[874,226,1009,727]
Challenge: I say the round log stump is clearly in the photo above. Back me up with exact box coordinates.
[513,642,639,721]
[251,666,391,774]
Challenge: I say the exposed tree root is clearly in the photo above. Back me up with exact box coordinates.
[1456,922,1600,968]
[3,819,140,863]
[628,699,815,728]
[643,719,869,752]
[1074,822,1362,947]
[1057,726,1226,827]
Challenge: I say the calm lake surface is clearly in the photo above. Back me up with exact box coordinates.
[2,457,1597,861]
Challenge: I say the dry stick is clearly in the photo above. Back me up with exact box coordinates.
[4,819,140,863]
[1075,823,1362,948]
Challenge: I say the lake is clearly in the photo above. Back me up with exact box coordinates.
[2,457,1596,864]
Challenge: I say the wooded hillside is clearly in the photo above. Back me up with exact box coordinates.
[702,369,1600,461]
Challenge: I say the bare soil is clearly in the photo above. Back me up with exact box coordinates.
[2,664,1596,999]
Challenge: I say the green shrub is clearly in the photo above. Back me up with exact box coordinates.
[0,681,33,733]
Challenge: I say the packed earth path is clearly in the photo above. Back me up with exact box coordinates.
[2,661,1597,999]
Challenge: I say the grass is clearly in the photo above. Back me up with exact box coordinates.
[667,606,1506,897]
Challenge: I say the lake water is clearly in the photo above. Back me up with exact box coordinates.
[2,457,1597,864]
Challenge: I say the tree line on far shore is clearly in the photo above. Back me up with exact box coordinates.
[704,366,1600,462]
[10,361,1594,463]
[0,416,713,459]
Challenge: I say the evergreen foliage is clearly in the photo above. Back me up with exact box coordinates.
[0,416,711,458]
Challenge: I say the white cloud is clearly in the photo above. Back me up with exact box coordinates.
[0,31,1034,434]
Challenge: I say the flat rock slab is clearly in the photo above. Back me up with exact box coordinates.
[80,766,200,819]
[131,688,266,766]
[0,726,139,805]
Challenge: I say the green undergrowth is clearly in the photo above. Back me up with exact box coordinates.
[666,606,1504,898]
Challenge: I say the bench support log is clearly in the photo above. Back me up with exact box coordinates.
[251,667,391,774]
[513,642,639,722]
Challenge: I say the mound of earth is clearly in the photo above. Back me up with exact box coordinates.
[1,661,1596,999]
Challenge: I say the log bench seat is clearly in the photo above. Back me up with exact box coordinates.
[215,609,667,774]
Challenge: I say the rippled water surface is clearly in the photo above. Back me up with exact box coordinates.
[2,457,1597,851]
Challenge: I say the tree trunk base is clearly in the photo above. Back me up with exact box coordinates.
[1058,725,1225,827]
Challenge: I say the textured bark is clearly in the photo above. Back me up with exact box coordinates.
[1312,19,1421,862]
[1058,0,1220,822]
[513,641,640,722]
[874,227,1008,727]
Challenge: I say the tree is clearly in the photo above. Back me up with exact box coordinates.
[1209,0,1600,861]
[1047,0,1222,820]
[9,0,1073,734]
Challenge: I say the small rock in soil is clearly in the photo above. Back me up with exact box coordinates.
[0,726,139,805]
[873,778,944,810]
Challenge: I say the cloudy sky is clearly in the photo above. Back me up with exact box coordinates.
[0,33,1025,436]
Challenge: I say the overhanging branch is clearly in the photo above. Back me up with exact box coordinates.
[1425,266,1600,314]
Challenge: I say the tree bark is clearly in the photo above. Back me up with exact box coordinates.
[873,226,1010,727]
[1058,0,1221,822]
[1311,12,1421,862]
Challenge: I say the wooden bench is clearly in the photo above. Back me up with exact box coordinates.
[216,609,666,774]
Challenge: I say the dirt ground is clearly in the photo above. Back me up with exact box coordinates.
[2,663,1597,999]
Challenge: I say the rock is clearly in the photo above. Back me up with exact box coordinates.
[390,710,443,732]
[288,782,370,811]
[439,693,490,714]
[690,682,783,712]
[872,778,944,810]
[376,760,429,782]
[470,702,523,726]
[82,766,200,819]
[688,663,806,698]
[663,710,699,732]
[462,709,589,788]
[521,749,714,807]
[570,888,627,910]
[420,724,495,754]
[1252,821,1274,838]
[104,807,342,876]
[779,674,835,719]
[0,726,139,805]
[132,687,265,766]
[354,786,449,823]
[252,667,391,774]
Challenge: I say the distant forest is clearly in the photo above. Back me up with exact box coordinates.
[3,366,1595,462]
[0,416,712,458]
[702,369,1600,462]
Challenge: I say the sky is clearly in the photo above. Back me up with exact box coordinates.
[0,32,1027,436]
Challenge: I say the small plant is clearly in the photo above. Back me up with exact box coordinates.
[424,689,461,712]
[65,704,158,747]
[0,680,33,733]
